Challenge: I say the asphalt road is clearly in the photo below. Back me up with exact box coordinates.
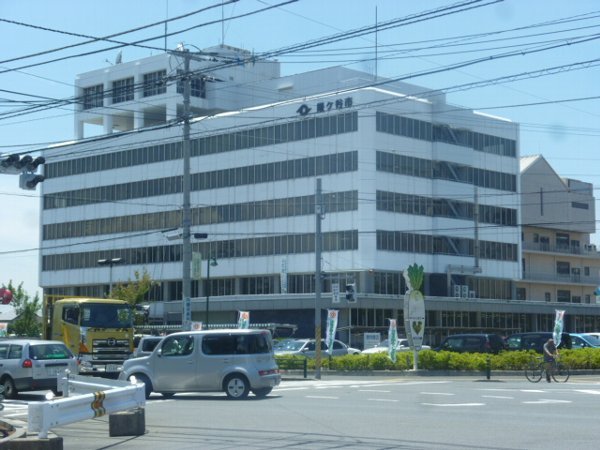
[4,374,600,449]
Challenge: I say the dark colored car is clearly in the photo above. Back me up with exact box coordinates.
[436,334,506,354]
[506,332,572,353]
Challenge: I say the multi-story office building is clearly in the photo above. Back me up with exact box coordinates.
[38,44,599,345]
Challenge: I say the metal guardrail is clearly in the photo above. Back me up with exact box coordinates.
[27,372,145,439]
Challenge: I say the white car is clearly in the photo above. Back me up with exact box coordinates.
[275,339,361,357]
[361,339,431,354]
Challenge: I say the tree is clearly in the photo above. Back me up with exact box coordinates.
[2,281,42,337]
[110,270,156,325]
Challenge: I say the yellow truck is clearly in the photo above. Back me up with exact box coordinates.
[43,297,134,376]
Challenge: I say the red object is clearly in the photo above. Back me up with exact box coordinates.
[0,288,12,304]
[22,359,33,368]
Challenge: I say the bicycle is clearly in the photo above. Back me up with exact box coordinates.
[525,356,570,383]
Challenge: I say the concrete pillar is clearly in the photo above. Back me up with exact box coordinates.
[109,408,145,437]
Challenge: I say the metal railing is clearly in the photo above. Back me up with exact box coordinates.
[27,372,145,439]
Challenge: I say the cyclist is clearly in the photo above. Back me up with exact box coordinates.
[543,337,558,382]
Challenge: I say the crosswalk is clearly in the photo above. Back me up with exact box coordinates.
[0,400,29,420]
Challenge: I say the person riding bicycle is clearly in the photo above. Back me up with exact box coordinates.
[543,337,558,382]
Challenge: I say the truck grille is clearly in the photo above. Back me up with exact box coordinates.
[92,338,130,361]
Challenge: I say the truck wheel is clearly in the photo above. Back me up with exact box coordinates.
[224,374,249,399]
[2,377,17,399]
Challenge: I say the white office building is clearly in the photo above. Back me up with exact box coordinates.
[38,44,598,344]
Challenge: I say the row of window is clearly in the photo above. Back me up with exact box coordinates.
[376,230,518,262]
[42,230,358,271]
[43,190,358,240]
[46,111,358,179]
[376,151,517,192]
[376,190,517,226]
[43,151,358,210]
[376,111,517,157]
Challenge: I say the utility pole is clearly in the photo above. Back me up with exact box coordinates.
[181,49,192,331]
[314,178,323,379]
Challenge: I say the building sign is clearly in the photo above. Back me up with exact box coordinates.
[296,97,354,116]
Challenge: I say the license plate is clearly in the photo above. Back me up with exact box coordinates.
[46,367,61,377]
[106,364,120,372]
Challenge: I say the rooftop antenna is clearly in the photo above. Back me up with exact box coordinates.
[115,51,122,64]
[375,6,378,81]
[165,0,169,51]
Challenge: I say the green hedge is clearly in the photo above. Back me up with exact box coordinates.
[276,349,600,372]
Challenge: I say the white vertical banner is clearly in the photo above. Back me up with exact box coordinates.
[553,310,565,346]
[331,283,340,304]
[192,252,203,280]
[238,311,250,329]
[388,319,398,363]
[325,309,339,354]
[280,258,288,294]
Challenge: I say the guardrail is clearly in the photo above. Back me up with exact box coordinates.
[28,372,145,439]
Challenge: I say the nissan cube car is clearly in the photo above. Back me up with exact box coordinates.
[0,339,78,399]
[119,329,281,400]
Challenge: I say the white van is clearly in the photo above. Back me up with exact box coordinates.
[119,329,280,399]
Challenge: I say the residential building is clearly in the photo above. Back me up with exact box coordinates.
[38,44,599,346]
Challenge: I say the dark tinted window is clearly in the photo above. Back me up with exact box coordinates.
[8,345,23,359]
[29,344,72,360]
[0,344,8,359]
[201,333,272,355]
[141,338,162,352]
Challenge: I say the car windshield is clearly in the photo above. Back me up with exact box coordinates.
[581,334,600,345]
[278,340,307,351]
[81,303,133,328]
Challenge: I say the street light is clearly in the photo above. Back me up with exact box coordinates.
[205,256,218,328]
[97,257,124,295]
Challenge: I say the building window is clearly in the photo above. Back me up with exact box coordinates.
[584,266,590,276]
[557,290,571,303]
[112,77,134,104]
[176,70,206,98]
[556,261,570,276]
[556,233,570,250]
[545,292,551,302]
[516,287,526,300]
[143,70,167,97]
[82,84,103,109]
[572,201,589,209]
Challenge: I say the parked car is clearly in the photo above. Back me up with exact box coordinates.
[506,332,572,353]
[436,334,506,354]
[275,339,361,357]
[569,333,600,349]
[0,339,78,399]
[119,329,281,399]
[361,338,431,354]
[132,335,163,358]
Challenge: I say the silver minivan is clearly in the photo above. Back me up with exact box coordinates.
[119,329,281,399]
[0,339,78,399]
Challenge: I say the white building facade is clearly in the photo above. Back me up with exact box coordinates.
[38,45,600,345]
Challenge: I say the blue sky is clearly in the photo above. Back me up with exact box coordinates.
[1,0,599,297]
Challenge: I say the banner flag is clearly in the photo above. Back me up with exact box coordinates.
[326,310,339,354]
[553,310,565,346]
[238,311,250,329]
[388,319,398,363]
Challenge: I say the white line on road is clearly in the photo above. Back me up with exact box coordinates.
[420,392,455,396]
[306,395,339,399]
[522,399,572,404]
[358,389,391,393]
[575,389,600,395]
[481,395,513,399]
[422,402,485,407]
[368,398,398,402]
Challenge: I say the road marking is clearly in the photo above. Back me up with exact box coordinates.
[521,389,545,393]
[306,395,339,399]
[420,392,455,396]
[274,387,309,392]
[575,389,600,395]
[358,389,390,393]
[522,399,571,404]
[422,402,485,407]
[368,398,398,402]
[481,395,513,399]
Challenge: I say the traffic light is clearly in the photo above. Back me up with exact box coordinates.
[0,154,22,174]
[345,283,356,303]
[19,173,45,190]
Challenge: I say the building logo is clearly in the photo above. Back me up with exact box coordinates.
[296,97,354,116]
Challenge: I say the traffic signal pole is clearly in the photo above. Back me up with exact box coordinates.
[315,178,323,379]
[181,50,192,331]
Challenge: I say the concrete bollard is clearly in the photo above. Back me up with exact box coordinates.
[108,408,145,437]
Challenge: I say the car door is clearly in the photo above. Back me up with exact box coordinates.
[152,334,197,392]
[330,340,348,356]
[198,334,239,390]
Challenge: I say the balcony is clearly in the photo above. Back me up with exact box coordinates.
[522,242,600,258]
[521,271,600,286]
